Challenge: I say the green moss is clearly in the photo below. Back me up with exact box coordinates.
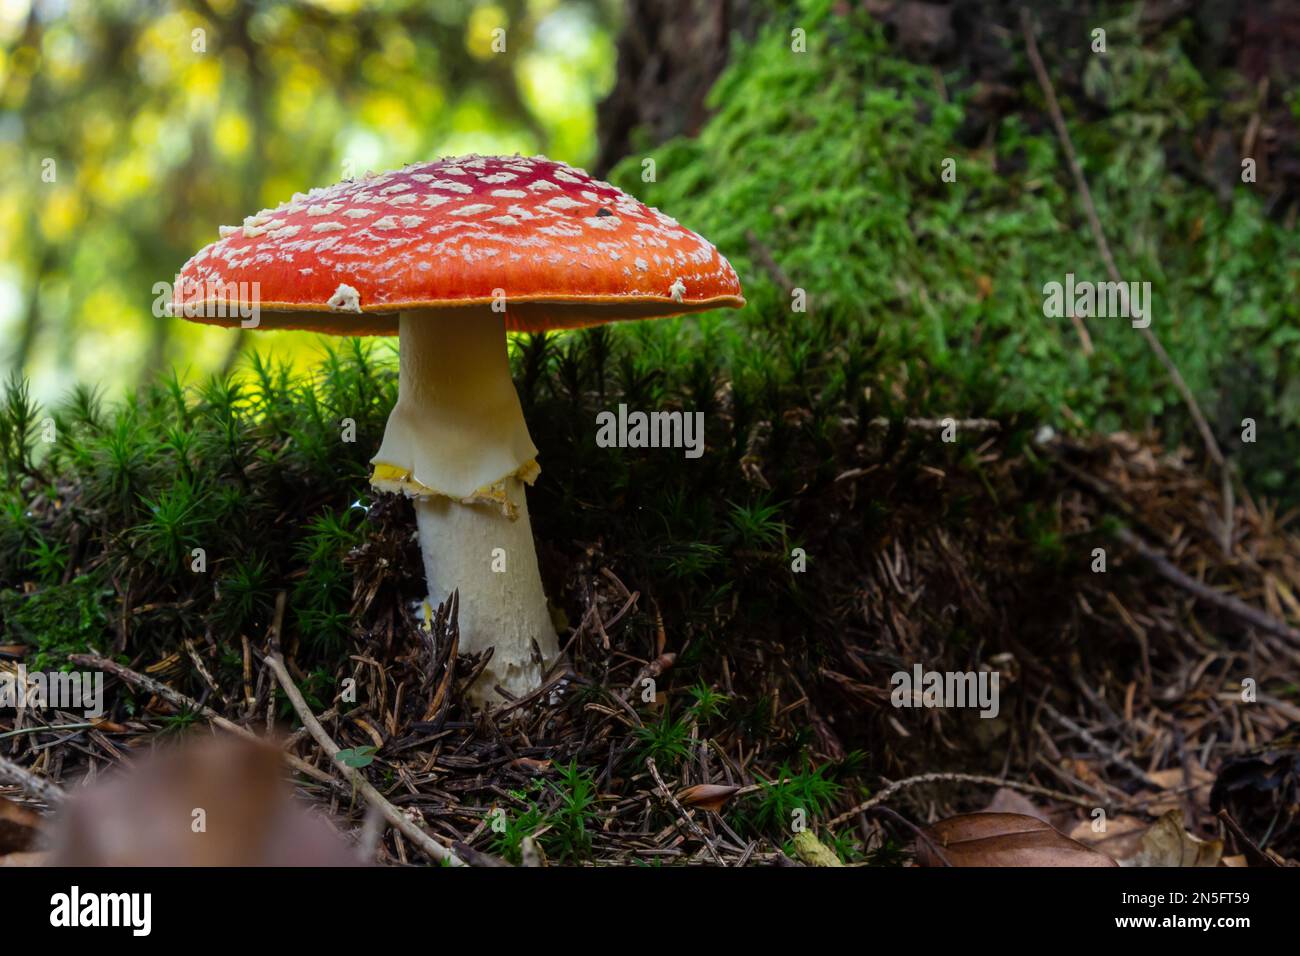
[609,0,1300,499]
[0,575,111,669]
[0,340,393,671]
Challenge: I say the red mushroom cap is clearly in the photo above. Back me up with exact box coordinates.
[172,154,745,334]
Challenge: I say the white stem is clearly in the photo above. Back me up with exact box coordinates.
[414,482,558,706]
[372,310,559,708]
[373,311,538,500]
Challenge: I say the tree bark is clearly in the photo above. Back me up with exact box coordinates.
[594,0,766,176]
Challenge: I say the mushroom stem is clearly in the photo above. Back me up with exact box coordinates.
[374,311,539,500]
[412,482,556,704]
[372,310,559,707]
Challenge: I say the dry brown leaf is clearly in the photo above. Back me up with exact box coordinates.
[90,718,131,734]
[510,757,552,772]
[677,784,740,813]
[1066,758,1103,786]
[1124,810,1223,867]
[1146,765,1215,790]
[1141,794,1184,817]
[1068,813,1148,861]
[916,812,1118,867]
[984,787,1049,822]
[46,735,360,866]
[0,795,43,855]
[0,850,50,866]
[1145,766,1215,809]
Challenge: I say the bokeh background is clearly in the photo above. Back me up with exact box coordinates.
[0,0,617,403]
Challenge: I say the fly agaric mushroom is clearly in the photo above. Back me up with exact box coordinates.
[172,155,744,706]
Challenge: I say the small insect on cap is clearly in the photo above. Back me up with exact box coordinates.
[171,154,745,333]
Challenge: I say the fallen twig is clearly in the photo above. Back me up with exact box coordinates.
[868,804,953,866]
[1046,452,1300,652]
[263,650,468,867]
[68,651,342,792]
[0,722,96,741]
[646,757,724,865]
[1114,527,1300,646]
[868,416,1000,433]
[1041,700,1161,786]
[0,751,66,804]
[1216,808,1277,867]
[1021,7,1225,473]
[827,771,1098,828]
[791,829,844,866]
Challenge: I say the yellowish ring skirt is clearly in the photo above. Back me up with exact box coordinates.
[369,459,541,519]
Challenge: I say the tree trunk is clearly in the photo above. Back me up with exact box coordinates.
[593,0,766,176]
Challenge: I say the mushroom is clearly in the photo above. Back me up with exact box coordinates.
[172,155,745,707]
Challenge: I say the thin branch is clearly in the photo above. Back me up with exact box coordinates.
[1216,808,1277,867]
[1046,453,1297,650]
[1040,700,1161,786]
[0,751,66,804]
[745,229,795,299]
[1014,13,1095,355]
[68,651,341,792]
[646,757,725,865]
[867,416,1001,433]
[827,771,1097,828]
[1021,7,1225,470]
[867,804,953,866]
[262,651,469,868]
[1114,526,1300,646]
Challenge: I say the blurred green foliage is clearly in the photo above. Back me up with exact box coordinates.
[0,0,617,401]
